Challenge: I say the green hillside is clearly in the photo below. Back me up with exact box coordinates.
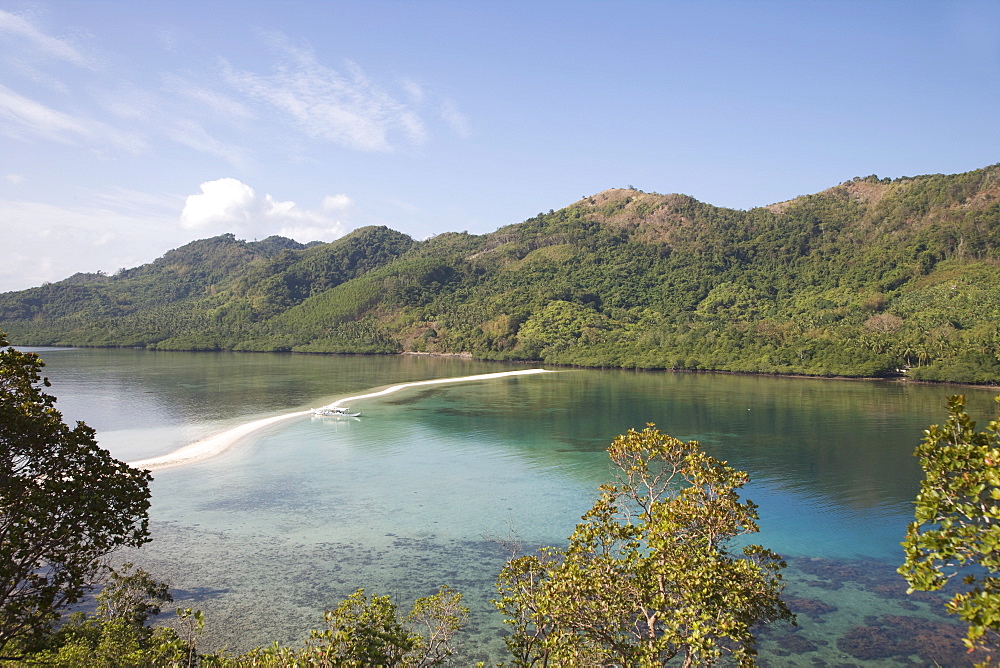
[3,165,999,383]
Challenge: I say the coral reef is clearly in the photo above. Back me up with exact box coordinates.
[785,595,838,621]
[836,614,984,665]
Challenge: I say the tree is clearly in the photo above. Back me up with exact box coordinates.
[0,334,153,656]
[21,566,196,668]
[95,562,172,629]
[237,586,469,667]
[310,588,418,666]
[494,425,793,667]
[899,395,1000,659]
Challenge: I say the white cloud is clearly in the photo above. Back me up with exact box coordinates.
[402,79,425,105]
[0,83,92,143]
[4,173,24,184]
[4,57,72,94]
[0,9,89,68]
[222,38,427,152]
[0,180,354,293]
[166,119,250,169]
[0,83,145,152]
[322,194,353,210]
[441,99,472,139]
[181,178,256,229]
[0,14,464,170]
[161,73,254,119]
[0,10,95,95]
[181,178,349,242]
[99,83,159,121]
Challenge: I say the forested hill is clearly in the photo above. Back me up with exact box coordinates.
[3,164,1000,383]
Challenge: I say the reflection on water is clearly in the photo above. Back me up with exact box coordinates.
[27,348,1000,665]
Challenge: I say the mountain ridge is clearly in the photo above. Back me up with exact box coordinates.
[2,164,999,383]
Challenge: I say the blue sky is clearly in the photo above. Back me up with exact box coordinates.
[1,0,997,292]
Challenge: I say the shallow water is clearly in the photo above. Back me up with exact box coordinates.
[27,347,1000,664]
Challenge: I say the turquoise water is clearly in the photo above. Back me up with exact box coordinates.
[27,348,1000,665]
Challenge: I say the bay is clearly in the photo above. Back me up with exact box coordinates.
[26,347,1000,665]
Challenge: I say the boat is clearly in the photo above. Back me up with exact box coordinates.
[311,406,361,418]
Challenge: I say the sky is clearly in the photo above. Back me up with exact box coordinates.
[1,0,998,292]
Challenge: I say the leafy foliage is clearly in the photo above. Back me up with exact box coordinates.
[494,426,793,666]
[899,395,1000,659]
[0,334,152,655]
[14,578,466,666]
[15,565,196,667]
[214,586,468,667]
[95,563,172,630]
[3,165,1000,382]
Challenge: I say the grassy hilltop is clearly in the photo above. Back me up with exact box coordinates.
[2,164,999,383]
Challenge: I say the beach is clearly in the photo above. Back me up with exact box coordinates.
[129,368,553,471]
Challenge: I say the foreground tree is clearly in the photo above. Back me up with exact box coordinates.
[0,335,153,656]
[234,586,469,667]
[495,425,793,667]
[94,562,173,630]
[899,395,1000,659]
[22,564,195,667]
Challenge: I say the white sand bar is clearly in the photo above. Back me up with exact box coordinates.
[322,368,553,408]
[130,368,554,472]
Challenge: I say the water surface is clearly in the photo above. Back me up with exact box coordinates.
[29,348,1000,665]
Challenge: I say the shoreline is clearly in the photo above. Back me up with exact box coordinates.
[14,344,998,388]
[128,368,554,472]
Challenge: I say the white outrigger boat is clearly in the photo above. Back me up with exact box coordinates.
[311,406,362,418]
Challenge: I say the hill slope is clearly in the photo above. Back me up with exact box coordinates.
[2,165,999,383]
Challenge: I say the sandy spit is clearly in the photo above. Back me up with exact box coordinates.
[129,368,554,472]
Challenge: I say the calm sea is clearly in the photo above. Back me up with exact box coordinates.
[25,347,1000,665]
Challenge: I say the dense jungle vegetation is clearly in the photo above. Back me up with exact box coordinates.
[2,164,999,383]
